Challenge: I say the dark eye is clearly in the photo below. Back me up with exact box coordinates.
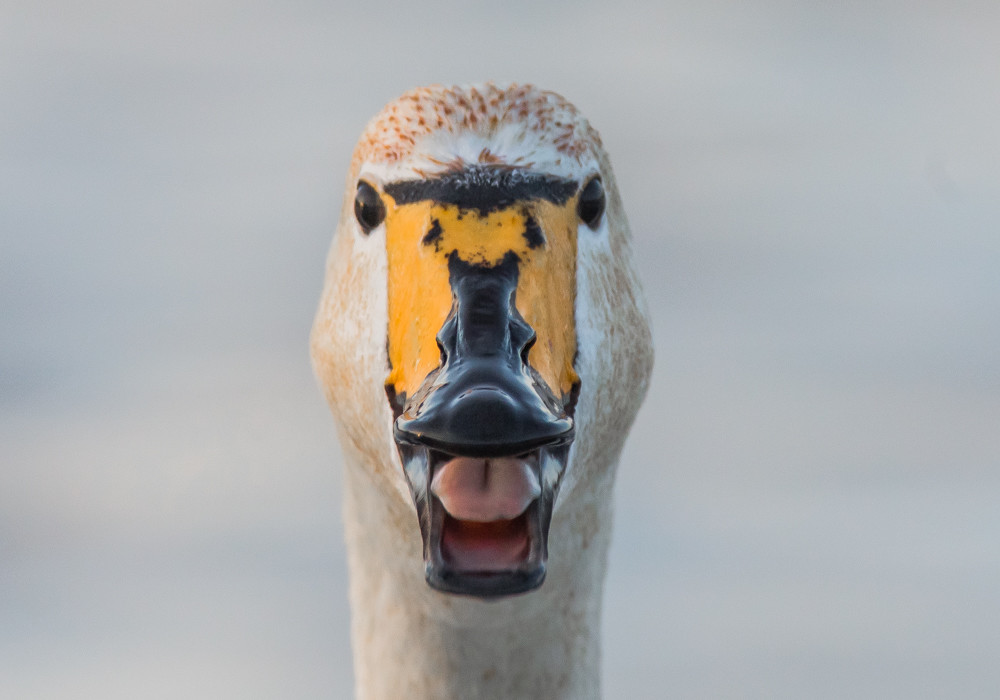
[354,180,386,233]
[577,177,605,229]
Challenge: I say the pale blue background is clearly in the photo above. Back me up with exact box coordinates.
[3,1,999,697]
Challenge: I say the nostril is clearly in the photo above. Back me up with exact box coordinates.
[508,312,535,359]
[519,334,536,366]
[435,312,459,364]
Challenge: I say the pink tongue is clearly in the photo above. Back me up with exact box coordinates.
[431,457,540,522]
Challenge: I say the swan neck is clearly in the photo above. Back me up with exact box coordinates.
[342,456,609,700]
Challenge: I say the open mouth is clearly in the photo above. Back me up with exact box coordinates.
[397,442,570,597]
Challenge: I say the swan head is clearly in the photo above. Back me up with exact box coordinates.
[312,83,653,599]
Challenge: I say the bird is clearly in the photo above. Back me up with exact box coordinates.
[311,83,653,700]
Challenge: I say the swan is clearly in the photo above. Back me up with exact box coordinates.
[311,83,653,699]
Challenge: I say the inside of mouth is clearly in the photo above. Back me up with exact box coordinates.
[440,512,531,572]
[431,455,539,573]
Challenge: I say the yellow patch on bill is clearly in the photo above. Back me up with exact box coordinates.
[384,194,579,402]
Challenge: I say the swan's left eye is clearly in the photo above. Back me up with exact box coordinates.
[577,177,605,230]
[354,180,386,234]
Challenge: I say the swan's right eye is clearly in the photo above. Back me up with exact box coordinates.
[354,180,386,234]
[577,177,605,230]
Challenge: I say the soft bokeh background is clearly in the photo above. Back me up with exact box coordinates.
[3,1,999,697]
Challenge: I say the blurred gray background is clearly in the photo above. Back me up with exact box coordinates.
[3,1,999,697]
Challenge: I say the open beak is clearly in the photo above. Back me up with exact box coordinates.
[392,252,575,598]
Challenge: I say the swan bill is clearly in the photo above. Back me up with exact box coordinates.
[380,165,582,597]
